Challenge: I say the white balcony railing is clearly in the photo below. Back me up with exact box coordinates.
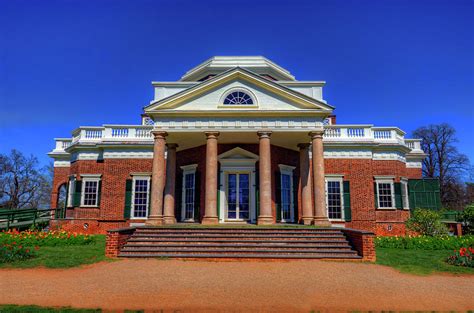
[51,124,423,154]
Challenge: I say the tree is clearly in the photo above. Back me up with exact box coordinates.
[413,123,471,210]
[0,149,52,209]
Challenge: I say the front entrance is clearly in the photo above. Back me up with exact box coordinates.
[226,172,250,220]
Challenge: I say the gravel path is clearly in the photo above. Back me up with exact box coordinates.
[0,259,473,312]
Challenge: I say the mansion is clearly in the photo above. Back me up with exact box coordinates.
[49,56,426,236]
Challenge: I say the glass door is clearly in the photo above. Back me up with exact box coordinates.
[226,173,250,220]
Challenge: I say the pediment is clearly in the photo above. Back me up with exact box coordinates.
[145,68,333,114]
[218,147,259,161]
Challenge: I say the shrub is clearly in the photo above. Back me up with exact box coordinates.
[0,242,37,263]
[458,205,474,235]
[0,230,94,247]
[375,235,474,250]
[406,208,449,236]
[446,247,474,267]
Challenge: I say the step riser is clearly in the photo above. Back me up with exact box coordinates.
[122,247,354,252]
[127,240,349,245]
[118,254,362,259]
[131,235,347,239]
[126,243,350,247]
[134,230,343,234]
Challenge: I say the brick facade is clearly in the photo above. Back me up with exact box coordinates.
[50,144,422,235]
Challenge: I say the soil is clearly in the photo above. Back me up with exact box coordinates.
[0,259,473,312]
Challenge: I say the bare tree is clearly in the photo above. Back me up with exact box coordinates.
[0,150,52,209]
[413,123,471,209]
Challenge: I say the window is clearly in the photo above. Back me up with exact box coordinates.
[223,91,254,105]
[132,177,150,218]
[279,165,295,222]
[326,177,344,220]
[401,179,409,209]
[376,179,395,209]
[81,177,100,207]
[181,164,197,221]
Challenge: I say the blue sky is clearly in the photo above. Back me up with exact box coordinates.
[0,0,473,167]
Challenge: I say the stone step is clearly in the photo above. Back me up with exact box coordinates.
[133,230,344,236]
[134,227,340,233]
[123,243,353,249]
[131,234,347,240]
[118,252,362,259]
[120,246,357,254]
[126,239,350,246]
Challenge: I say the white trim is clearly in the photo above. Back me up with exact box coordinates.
[181,164,197,222]
[375,178,396,209]
[80,177,101,207]
[218,87,259,108]
[278,164,295,223]
[131,176,151,219]
[130,172,152,176]
[401,179,410,210]
[325,176,345,221]
[67,176,75,208]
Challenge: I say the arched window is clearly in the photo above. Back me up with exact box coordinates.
[223,91,254,105]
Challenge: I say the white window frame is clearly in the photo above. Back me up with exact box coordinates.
[67,176,75,208]
[181,164,197,222]
[401,178,409,210]
[375,177,396,209]
[325,175,345,221]
[218,87,258,108]
[131,175,151,219]
[278,164,295,223]
[80,174,101,207]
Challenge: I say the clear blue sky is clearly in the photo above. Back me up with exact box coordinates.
[1,0,473,167]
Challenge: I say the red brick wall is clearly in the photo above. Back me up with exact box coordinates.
[50,167,70,209]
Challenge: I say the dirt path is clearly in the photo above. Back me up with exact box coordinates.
[0,259,473,312]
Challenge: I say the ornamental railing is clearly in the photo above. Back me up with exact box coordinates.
[51,124,423,154]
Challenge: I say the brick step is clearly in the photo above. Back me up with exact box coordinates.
[118,252,362,259]
[135,227,339,233]
[123,243,353,249]
[120,246,357,254]
[133,230,344,236]
[126,239,350,246]
[130,234,347,240]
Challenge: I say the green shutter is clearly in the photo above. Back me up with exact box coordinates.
[408,178,441,210]
[124,179,132,219]
[217,169,221,220]
[394,182,402,209]
[275,171,281,222]
[73,180,82,207]
[64,181,70,208]
[293,174,299,222]
[97,180,102,207]
[194,171,201,222]
[374,182,378,209]
[255,170,260,218]
[343,181,351,222]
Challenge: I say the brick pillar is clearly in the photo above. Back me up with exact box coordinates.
[202,132,220,225]
[163,143,178,224]
[298,143,313,225]
[147,131,167,226]
[310,130,330,226]
[257,131,274,225]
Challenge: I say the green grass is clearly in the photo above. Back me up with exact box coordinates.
[0,236,107,269]
[376,247,474,275]
[0,305,102,312]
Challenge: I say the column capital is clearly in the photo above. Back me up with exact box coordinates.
[166,143,179,149]
[152,131,168,140]
[204,131,220,139]
[309,130,325,140]
[257,131,272,139]
[297,143,311,150]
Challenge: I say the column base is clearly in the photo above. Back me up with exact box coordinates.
[257,216,274,225]
[313,217,331,227]
[201,216,219,225]
[163,216,176,224]
[301,217,314,225]
[145,216,164,226]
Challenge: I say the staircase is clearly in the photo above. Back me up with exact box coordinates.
[118,227,362,260]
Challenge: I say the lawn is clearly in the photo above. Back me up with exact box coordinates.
[0,235,107,269]
[0,305,145,313]
[376,247,474,275]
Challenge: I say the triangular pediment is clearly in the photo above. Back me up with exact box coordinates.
[145,68,333,114]
[218,147,259,161]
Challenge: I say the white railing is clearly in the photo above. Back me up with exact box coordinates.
[323,125,411,147]
[405,139,422,151]
[70,125,153,146]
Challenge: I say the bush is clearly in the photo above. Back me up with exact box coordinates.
[0,230,94,247]
[458,205,474,235]
[375,235,474,250]
[446,247,474,267]
[406,208,449,236]
[0,242,37,263]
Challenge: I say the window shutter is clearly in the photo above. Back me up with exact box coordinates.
[217,169,221,220]
[293,174,298,222]
[408,179,441,210]
[275,171,281,222]
[64,182,70,208]
[124,179,132,219]
[97,180,102,207]
[255,170,260,218]
[374,182,378,209]
[73,180,82,207]
[343,181,351,222]
[194,170,201,222]
[394,182,402,209]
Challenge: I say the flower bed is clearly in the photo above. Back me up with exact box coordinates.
[446,247,474,267]
[0,230,94,247]
[0,242,37,263]
[375,235,474,250]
